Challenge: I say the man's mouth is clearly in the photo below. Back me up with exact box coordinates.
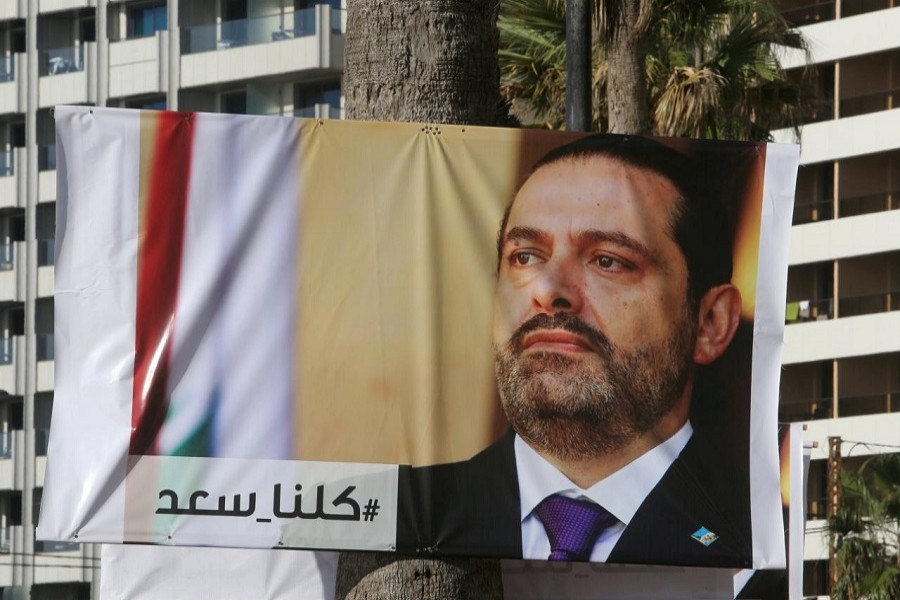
[506,312,613,358]
[522,330,598,354]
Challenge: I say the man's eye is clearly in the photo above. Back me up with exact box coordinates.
[593,254,627,271]
[511,251,538,266]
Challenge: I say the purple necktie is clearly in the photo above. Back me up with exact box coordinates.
[534,494,619,561]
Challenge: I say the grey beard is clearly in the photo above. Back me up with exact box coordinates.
[494,312,695,461]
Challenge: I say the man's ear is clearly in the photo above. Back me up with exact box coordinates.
[693,283,742,365]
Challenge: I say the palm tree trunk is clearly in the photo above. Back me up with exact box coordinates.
[336,554,503,600]
[344,0,501,125]
[603,0,649,134]
[339,2,504,599]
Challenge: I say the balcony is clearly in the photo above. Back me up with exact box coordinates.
[109,30,169,100]
[0,54,27,116]
[791,191,900,225]
[0,430,22,489]
[36,338,53,393]
[37,239,55,268]
[36,333,54,363]
[790,205,900,265]
[841,87,900,119]
[180,6,345,89]
[37,145,57,204]
[38,0,91,14]
[0,525,21,560]
[34,540,80,554]
[38,43,95,109]
[780,1,835,27]
[0,148,24,210]
[182,9,319,54]
[781,390,899,421]
[0,2,25,19]
[786,290,900,324]
[0,151,11,178]
[842,0,893,18]
[40,45,84,77]
[0,336,23,396]
[782,310,900,364]
[801,412,900,460]
[0,243,24,304]
[293,103,342,119]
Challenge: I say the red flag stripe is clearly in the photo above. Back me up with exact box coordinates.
[130,111,195,456]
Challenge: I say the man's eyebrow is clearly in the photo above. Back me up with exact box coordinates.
[575,230,665,268]
[502,226,549,248]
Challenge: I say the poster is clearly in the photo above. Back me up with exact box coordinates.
[39,106,798,569]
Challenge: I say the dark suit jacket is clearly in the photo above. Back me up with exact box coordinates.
[396,430,753,568]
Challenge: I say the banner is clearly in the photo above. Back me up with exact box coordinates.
[735,423,809,598]
[39,106,798,569]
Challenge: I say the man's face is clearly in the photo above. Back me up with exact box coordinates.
[494,156,699,460]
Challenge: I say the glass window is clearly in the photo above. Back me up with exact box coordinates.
[296,82,341,108]
[128,5,168,38]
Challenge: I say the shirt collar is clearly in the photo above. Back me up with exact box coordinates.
[515,420,693,526]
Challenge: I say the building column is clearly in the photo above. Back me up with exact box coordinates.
[168,0,180,109]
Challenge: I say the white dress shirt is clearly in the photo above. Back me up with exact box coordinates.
[515,421,694,562]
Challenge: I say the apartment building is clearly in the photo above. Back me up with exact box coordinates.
[775,0,900,597]
[0,1,343,598]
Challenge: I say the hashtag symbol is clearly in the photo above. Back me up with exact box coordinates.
[362,499,380,522]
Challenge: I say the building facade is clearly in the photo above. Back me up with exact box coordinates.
[0,1,343,598]
[776,1,900,597]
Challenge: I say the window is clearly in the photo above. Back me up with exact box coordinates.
[295,81,341,109]
[79,17,96,43]
[127,4,168,38]
[221,89,247,115]
[295,0,341,8]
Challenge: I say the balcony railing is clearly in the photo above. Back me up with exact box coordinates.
[785,298,834,322]
[34,539,80,553]
[330,7,345,33]
[781,1,834,27]
[792,189,900,224]
[38,144,56,172]
[839,389,900,417]
[182,8,319,54]
[839,188,900,218]
[40,45,85,76]
[793,198,833,225]
[807,494,828,520]
[0,243,15,272]
[841,0,891,18]
[0,56,13,82]
[294,105,342,119]
[0,151,12,177]
[0,431,13,459]
[780,398,833,422]
[840,87,900,119]
[797,97,835,126]
[786,290,900,323]
[37,239,55,267]
[840,290,900,318]
[36,333,53,362]
[0,336,13,366]
[0,526,11,554]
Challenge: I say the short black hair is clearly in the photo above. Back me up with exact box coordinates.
[497,134,742,306]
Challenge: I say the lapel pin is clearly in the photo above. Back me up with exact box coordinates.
[691,527,719,546]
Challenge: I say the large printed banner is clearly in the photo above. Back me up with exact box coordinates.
[39,106,798,569]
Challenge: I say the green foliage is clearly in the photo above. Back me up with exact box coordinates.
[830,453,900,600]
[498,0,814,140]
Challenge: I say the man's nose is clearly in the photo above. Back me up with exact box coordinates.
[532,261,582,314]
